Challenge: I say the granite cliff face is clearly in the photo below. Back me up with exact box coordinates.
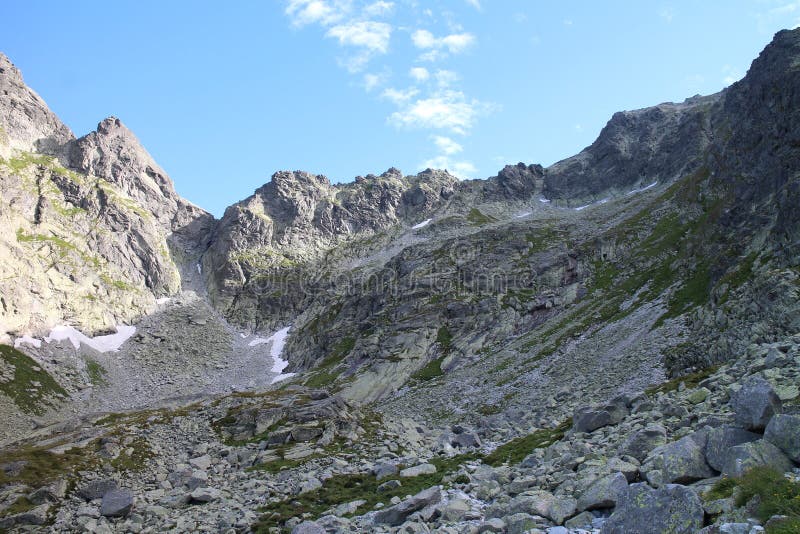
[0,53,213,336]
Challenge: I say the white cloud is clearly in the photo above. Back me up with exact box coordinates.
[434,69,459,87]
[411,29,475,61]
[285,0,350,27]
[363,1,394,17]
[363,70,390,91]
[464,0,481,10]
[381,87,419,104]
[388,89,494,135]
[409,66,430,82]
[420,155,477,178]
[433,135,462,155]
[327,21,392,52]
[659,7,674,23]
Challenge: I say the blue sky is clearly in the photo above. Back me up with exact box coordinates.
[3,1,795,217]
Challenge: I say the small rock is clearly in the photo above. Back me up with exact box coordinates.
[373,486,441,526]
[400,463,436,477]
[189,487,221,503]
[100,489,134,518]
[188,454,212,470]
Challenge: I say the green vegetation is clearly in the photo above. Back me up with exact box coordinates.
[255,452,479,531]
[304,336,356,389]
[645,364,719,396]
[483,418,571,467]
[0,345,67,415]
[110,437,153,472]
[410,357,444,381]
[85,358,108,386]
[705,467,800,533]
[436,326,453,352]
[0,496,37,519]
[0,441,93,487]
[525,227,566,252]
[466,208,496,226]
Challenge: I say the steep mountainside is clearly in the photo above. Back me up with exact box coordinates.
[0,29,798,534]
[0,53,213,336]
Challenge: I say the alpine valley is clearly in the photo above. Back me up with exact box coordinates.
[1,28,799,534]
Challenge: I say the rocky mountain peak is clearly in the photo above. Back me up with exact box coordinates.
[0,52,74,158]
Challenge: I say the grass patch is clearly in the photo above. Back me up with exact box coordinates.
[466,208,496,226]
[110,437,154,473]
[436,326,452,352]
[645,364,719,396]
[303,336,356,389]
[483,418,572,467]
[254,452,479,530]
[411,357,444,381]
[706,467,800,533]
[0,442,94,488]
[85,358,107,386]
[0,345,67,415]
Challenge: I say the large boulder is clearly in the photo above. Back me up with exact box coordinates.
[764,414,800,462]
[524,490,577,525]
[729,376,782,431]
[373,486,441,526]
[573,396,630,433]
[577,472,628,511]
[601,483,704,534]
[721,439,794,478]
[704,426,761,472]
[642,434,715,487]
[618,424,667,462]
[100,488,134,518]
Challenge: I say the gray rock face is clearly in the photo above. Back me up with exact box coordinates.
[100,488,134,517]
[0,53,74,158]
[642,434,715,487]
[291,521,326,534]
[577,472,628,511]
[373,486,441,526]
[78,479,118,501]
[704,426,760,472]
[721,439,794,478]
[764,414,800,462]
[618,424,667,462]
[730,376,782,431]
[601,483,705,534]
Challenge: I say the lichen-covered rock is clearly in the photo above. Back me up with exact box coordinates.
[721,439,794,477]
[729,376,782,431]
[601,483,704,534]
[373,486,441,526]
[577,472,628,511]
[618,424,667,462]
[704,426,761,472]
[763,414,800,462]
[642,434,715,487]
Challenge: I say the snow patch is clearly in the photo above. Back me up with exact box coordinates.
[196,263,202,275]
[574,203,591,211]
[44,325,136,353]
[538,197,551,203]
[627,181,658,195]
[514,211,532,218]
[14,335,42,349]
[249,326,296,383]
[156,297,171,305]
[412,219,432,230]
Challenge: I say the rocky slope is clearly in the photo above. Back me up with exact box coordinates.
[0,27,799,534]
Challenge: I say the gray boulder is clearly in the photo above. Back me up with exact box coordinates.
[525,490,577,525]
[721,439,794,477]
[729,376,782,431]
[704,426,761,472]
[373,486,441,526]
[618,424,667,461]
[100,488,134,518]
[577,472,628,511]
[601,483,704,534]
[764,414,800,462]
[77,479,118,501]
[573,395,630,433]
[642,434,715,487]
[292,521,326,534]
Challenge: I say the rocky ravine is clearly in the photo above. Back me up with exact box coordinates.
[0,28,799,534]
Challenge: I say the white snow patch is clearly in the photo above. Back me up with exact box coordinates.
[196,263,202,274]
[574,203,591,211]
[44,324,136,353]
[538,197,551,203]
[514,211,532,218]
[156,297,171,305]
[627,181,658,195]
[598,197,610,205]
[14,335,42,349]
[412,219,432,230]
[249,326,296,383]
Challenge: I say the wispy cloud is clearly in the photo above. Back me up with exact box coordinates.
[411,29,476,61]
[285,0,351,27]
[409,66,430,82]
[381,86,419,104]
[659,6,674,23]
[464,0,481,10]
[388,89,493,135]
[433,135,463,155]
[363,0,393,17]
[721,65,742,86]
[420,154,477,178]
